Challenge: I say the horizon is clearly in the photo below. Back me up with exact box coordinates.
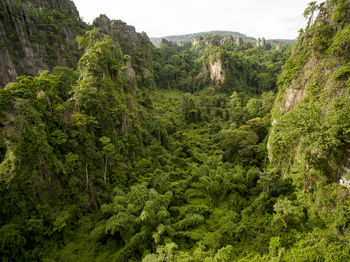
[149,30,297,41]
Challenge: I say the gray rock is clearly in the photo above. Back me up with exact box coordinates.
[220,35,233,45]
[256,37,266,47]
[0,0,85,87]
[93,15,152,54]
[275,43,281,51]
[236,36,243,47]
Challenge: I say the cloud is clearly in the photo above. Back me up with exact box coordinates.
[72,0,315,39]
[279,16,304,23]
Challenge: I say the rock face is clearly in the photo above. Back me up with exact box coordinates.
[256,37,265,47]
[0,0,86,87]
[0,2,154,88]
[236,36,243,47]
[197,58,225,88]
[92,15,154,87]
[93,15,152,52]
[160,38,180,49]
[339,149,350,188]
[209,60,224,83]
[220,35,233,45]
[193,34,235,47]
[193,36,202,46]
[275,43,281,51]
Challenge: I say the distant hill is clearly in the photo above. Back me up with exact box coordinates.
[150,30,256,46]
[150,31,296,47]
[268,39,296,47]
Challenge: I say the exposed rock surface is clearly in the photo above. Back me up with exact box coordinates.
[193,36,202,46]
[90,15,155,89]
[0,0,87,87]
[220,35,233,45]
[339,149,350,188]
[209,60,224,83]
[275,43,281,51]
[196,58,225,87]
[236,36,243,47]
[93,14,152,52]
[256,37,266,47]
[0,1,154,88]
[193,34,235,47]
[150,30,255,47]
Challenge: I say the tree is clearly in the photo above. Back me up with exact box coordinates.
[228,92,245,124]
[99,136,116,183]
[245,97,262,119]
[304,1,319,28]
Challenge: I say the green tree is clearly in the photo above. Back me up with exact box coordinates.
[99,136,116,183]
[303,1,319,28]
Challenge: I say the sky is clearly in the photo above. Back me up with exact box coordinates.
[72,0,322,39]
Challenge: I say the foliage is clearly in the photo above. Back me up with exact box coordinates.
[1,0,350,261]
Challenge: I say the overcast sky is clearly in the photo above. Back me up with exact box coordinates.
[72,0,322,39]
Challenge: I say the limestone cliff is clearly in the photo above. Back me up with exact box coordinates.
[93,15,154,86]
[268,0,350,186]
[209,60,225,83]
[0,1,155,88]
[196,58,225,90]
[0,0,87,87]
[256,37,265,47]
[192,34,234,47]
[236,36,244,47]
[93,15,151,52]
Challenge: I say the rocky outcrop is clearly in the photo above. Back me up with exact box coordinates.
[93,15,154,88]
[197,58,225,87]
[0,0,86,87]
[209,60,224,83]
[275,43,281,51]
[236,36,243,47]
[93,15,152,52]
[0,2,154,88]
[160,38,181,50]
[339,149,350,188]
[220,35,233,45]
[193,36,201,46]
[193,34,236,47]
[193,35,221,46]
[256,37,265,47]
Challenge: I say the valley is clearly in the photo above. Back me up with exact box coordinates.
[0,0,350,261]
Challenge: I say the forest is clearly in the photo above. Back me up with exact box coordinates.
[0,0,350,261]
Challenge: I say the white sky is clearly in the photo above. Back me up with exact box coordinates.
[72,0,323,39]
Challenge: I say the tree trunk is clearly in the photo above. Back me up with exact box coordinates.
[85,163,89,192]
[46,95,53,115]
[304,175,309,193]
[104,156,108,183]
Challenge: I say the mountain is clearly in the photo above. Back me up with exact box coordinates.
[150,30,256,46]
